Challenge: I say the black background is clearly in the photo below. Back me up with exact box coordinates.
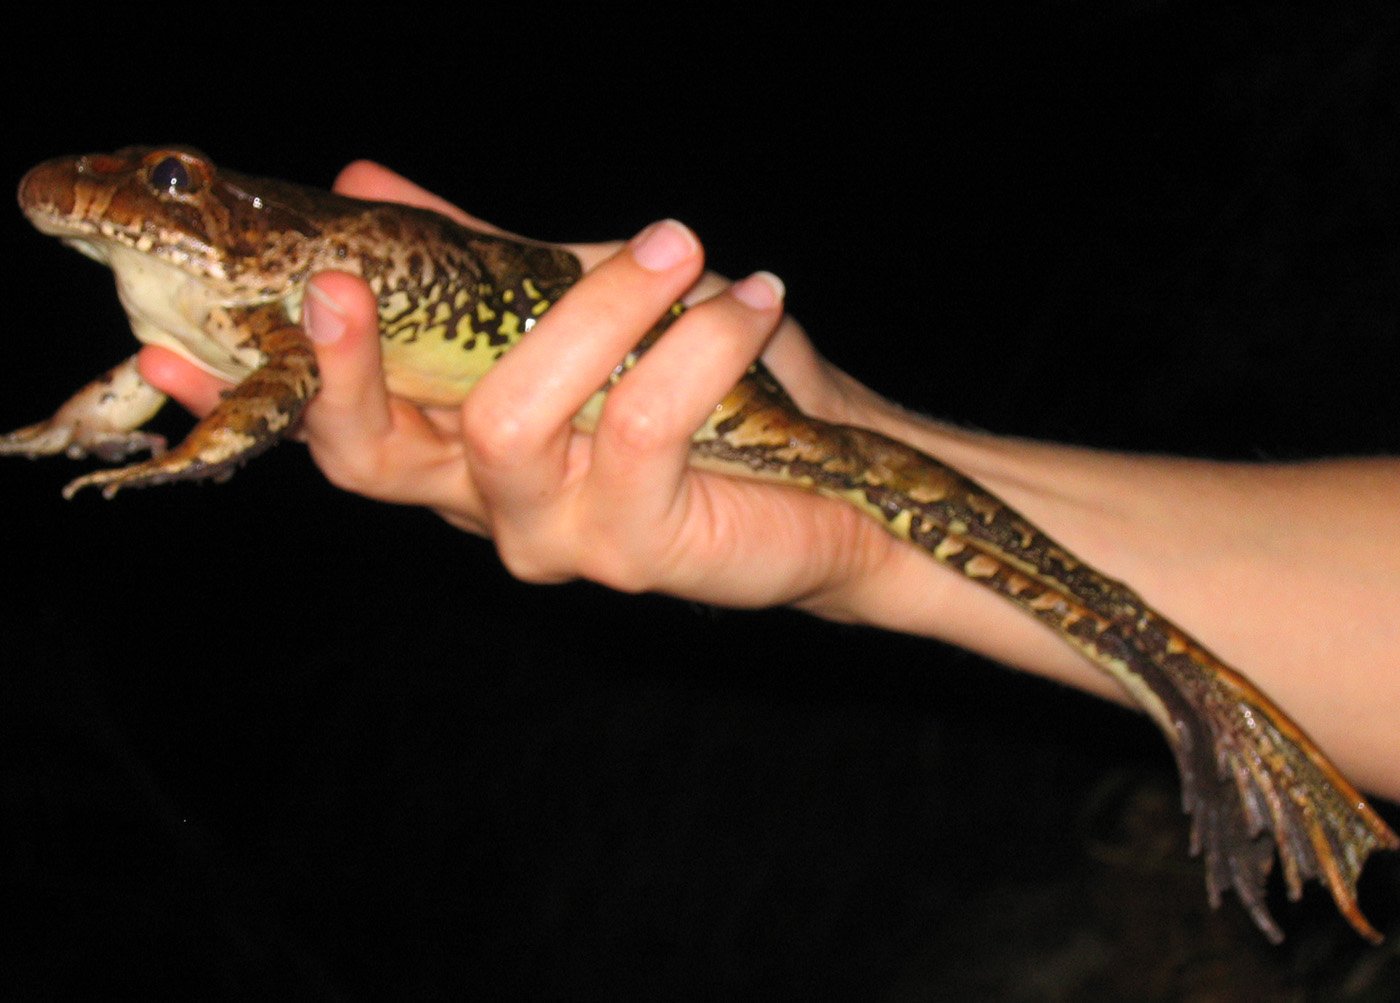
[3,6,1399,998]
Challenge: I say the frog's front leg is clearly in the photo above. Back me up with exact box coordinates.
[0,355,169,462]
[63,306,320,499]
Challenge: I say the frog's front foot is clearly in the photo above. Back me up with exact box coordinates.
[64,348,319,499]
[0,418,166,463]
[0,356,169,464]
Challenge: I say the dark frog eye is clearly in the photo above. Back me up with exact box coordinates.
[149,156,195,195]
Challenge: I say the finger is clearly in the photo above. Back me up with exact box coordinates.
[332,160,505,233]
[301,271,390,430]
[331,160,620,270]
[136,345,229,416]
[293,270,489,513]
[298,271,404,488]
[589,271,787,513]
[757,316,842,416]
[463,219,705,511]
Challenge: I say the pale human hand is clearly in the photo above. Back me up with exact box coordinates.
[139,162,914,615]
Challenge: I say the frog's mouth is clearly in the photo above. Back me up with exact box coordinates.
[23,200,107,245]
[24,198,165,276]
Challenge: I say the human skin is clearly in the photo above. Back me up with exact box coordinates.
[138,162,1400,801]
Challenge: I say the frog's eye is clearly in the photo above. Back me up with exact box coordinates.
[150,156,195,195]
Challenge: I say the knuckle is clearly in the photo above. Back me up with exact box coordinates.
[576,550,654,594]
[460,394,534,469]
[602,395,672,456]
[314,443,383,493]
[571,521,664,594]
[494,535,570,586]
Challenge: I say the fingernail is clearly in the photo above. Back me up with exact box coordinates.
[730,271,786,310]
[630,219,699,272]
[304,282,348,345]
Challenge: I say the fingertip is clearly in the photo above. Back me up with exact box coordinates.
[629,219,702,273]
[730,271,786,311]
[305,271,382,374]
[134,343,186,386]
[136,344,226,416]
[304,271,376,345]
[331,159,400,197]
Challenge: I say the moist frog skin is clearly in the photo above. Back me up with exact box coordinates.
[5,146,1395,944]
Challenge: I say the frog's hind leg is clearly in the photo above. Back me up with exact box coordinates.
[0,355,168,462]
[63,318,319,499]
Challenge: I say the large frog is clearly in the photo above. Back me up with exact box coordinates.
[4,146,1394,942]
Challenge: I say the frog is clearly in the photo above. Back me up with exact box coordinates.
[4,146,1394,943]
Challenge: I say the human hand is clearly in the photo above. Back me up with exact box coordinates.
[140,163,913,614]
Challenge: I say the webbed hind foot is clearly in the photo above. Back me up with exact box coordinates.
[1131,615,1398,944]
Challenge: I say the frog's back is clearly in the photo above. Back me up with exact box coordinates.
[208,161,586,404]
[339,204,584,404]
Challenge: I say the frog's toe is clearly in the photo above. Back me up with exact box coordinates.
[0,420,76,458]
[62,465,145,500]
[1,421,166,462]
[62,454,227,499]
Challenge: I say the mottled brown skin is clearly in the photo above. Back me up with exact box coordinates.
[4,147,1395,942]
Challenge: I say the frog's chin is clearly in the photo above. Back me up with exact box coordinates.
[61,235,113,264]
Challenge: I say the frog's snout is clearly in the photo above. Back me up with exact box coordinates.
[18,158,78,225]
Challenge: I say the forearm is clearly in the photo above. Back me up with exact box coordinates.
[815,385,1400,800]
[142,154,1393,801]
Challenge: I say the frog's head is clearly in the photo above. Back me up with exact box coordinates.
[18,146,325,300]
